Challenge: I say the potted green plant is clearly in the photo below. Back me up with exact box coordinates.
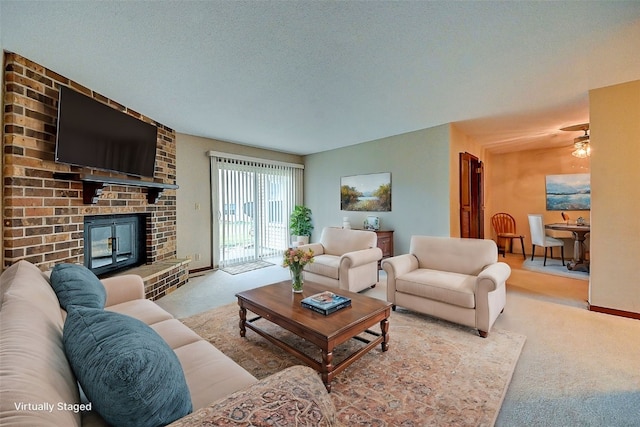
[289,205,313,245]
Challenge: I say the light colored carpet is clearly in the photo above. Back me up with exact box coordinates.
[182,302,526,426]
[221,260,274,275]
[522,257,589,281]
[495,290,640,426]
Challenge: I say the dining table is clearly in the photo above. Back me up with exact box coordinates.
[545,223,590,272]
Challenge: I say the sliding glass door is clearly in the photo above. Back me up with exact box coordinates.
[210,153,303,268]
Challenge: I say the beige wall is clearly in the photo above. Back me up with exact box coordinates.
[486,145,591,256]
[589,80,640,314]
[176,133,303,270]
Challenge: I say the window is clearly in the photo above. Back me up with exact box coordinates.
[209,152,303,268]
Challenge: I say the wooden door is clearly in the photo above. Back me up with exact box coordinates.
[459,152,484,239]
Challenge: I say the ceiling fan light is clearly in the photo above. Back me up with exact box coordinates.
[571,141,590,158]
[571,149,587,158]
[563,124,590,158]
[574,134,590,145]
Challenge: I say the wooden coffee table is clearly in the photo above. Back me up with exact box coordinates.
[236,281,392,392]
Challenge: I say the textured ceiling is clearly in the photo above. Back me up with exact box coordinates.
[1,1,639,155]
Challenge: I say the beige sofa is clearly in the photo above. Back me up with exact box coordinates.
[298,227,382,293]
[382,236,510,337]
[0,260,337,426]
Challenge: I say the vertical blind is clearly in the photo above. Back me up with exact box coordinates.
[209,152,303,268]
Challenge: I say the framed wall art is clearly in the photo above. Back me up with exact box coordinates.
[545,173,591,211]
[341,172,391,212]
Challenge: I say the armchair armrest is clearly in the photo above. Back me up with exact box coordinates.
[381,254,419,278]
[297,242,325,255]
[340,247,382,268]
[381,254,419,303]
[102,274,145,307]
[475,262,510,335]
[476,262,511,293]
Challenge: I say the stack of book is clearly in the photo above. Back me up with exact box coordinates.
[301,291,351,315]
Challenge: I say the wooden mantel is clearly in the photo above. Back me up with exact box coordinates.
[53,173,179,204]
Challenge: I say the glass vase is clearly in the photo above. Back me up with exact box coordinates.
[290,267,304,293]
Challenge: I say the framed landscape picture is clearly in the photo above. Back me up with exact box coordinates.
[341,172,391,212]
[545,173,591,211]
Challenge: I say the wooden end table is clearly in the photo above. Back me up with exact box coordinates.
[236,281,392,392]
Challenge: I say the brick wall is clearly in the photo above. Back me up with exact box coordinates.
[2,52,178,274]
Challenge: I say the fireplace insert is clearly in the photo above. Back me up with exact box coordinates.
[84,214,147,276]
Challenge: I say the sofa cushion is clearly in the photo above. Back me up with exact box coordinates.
[107,298,174,325]
[0,262,82,427]
[150,319,203,350]
[396,269,476,309]
[304,254,340,280]
[50,263,106,310]
[319,227,377,256]
[63,305,192,427]
[173,340,258,411]
[410,236,497,276]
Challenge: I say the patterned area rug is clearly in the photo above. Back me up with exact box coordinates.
[221,260,274,275]
[182,302,526,426]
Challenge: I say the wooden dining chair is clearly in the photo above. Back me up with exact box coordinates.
[491,213,526,259]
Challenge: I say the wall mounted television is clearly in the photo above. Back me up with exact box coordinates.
[55,86,158,178]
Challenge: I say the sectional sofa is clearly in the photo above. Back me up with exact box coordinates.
[0,260,337,426]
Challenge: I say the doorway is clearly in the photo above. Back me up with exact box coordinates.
[459,152,484,239]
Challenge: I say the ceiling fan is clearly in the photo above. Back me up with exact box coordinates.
[561,123,590,158]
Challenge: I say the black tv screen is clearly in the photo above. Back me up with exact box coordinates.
[55,86,158,177]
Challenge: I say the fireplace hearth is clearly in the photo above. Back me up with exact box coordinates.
[84,214,147,276]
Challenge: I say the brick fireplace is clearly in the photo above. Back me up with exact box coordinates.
[2,52,188,300]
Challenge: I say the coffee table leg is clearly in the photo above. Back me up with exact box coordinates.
[238,306,246,338]
[380,318,389,352]
[321,350,334,392]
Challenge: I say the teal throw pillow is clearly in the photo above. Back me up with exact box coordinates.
[50,263,106,309]
[63,305,192,427]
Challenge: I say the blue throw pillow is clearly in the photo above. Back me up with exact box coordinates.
[50,263,106,309]
[63,305,192,427]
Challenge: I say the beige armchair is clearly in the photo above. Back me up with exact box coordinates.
[297,227,382,293]
[382,236,510,337]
